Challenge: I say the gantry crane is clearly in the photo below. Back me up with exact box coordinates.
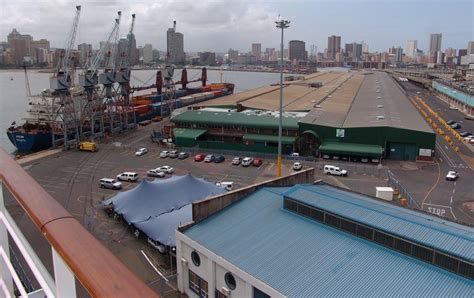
[50,5,81,149]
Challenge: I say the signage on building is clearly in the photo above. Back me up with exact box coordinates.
[336,129,345,138]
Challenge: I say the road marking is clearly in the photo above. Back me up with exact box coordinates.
[421,161,440,207]
[423,203,457,220]
[436,143,456,168]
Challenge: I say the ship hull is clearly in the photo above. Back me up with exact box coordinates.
[7,131,52,153]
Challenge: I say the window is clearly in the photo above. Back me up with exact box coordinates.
[189,270,208,297]
[412,245,433,263]
[374,231,394,248]
[215,289,227,298]
[356,224,373,240]
[253,287,270,298]
[297,204,311,217]
[458,261,474,279]
[191,251,201,267]
[393,238,412,255]
[434,252,459,273]
[283,199,297,212]
[224,272,236,290]
[325,213,341,228]
[310,208,324,222]
[340,219,357,234]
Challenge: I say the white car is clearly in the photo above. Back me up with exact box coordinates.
[293,162,303,171]
[289,152,300,157]
[215,181,234,191]
[160,150,169,158]
[146,169,166,178]
[232,157,242,165]
[323,165,348,176]
[99,178,122,189]
[135,148,148,156]
[116,172,139,182]
[445,171,459,181]
[241,157,254,167]
[157,166,174,174]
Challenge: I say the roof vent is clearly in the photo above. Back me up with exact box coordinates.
[377,105,383,108]
[377,115,385,120]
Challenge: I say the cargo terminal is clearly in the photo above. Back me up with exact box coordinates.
[170,71,436,161]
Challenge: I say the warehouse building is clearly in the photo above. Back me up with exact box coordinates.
[171,70,436,161]
[176,183,473,297]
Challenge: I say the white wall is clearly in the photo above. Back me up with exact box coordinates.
[176,231,284,298]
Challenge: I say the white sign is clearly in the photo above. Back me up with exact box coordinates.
[419,148,432,157]
[336,129,345,138]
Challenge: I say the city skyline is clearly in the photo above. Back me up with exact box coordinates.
[0,0,472,53]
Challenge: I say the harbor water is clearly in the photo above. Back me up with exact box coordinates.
[0,69,293,153]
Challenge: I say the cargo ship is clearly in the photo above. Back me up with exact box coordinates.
[6,81,234,153]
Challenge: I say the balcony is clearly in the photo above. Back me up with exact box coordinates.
[0,149,158,297]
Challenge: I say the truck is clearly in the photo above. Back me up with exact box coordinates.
[79,141,98,152]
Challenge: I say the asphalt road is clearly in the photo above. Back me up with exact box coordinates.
[396,80,474,224]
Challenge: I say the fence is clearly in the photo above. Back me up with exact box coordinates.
[386,169,421,209]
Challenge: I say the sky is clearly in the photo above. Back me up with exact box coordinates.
[0,0,472,54]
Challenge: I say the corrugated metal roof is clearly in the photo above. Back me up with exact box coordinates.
[184,185,472,297]
[171,110,300,130]
[173,128,207,139]
[285,185,473,262]
[319,142,383,157]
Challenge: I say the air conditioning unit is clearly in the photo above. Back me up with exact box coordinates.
[221,287,231,296]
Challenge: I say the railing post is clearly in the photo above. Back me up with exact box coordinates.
[52,248,76,297]
[0,182,14,296]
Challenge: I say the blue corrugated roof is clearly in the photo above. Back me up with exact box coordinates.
[184,185,472,297]
[285,184,473,262]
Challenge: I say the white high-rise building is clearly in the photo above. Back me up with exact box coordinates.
[361,41,369,53]
[167,20,185,64]
[143,44,153,63]
[468,41,474,55]
[406,40,417,59]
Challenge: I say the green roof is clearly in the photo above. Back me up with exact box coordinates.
[319,142,383,157]
[243,134,296,144]
[171,110,300,130]
[173,128,207,139]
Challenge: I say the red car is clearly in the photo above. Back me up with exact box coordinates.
[253,158,263,167]
[194,153,205,162]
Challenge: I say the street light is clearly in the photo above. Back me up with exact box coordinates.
[275,17,290,177]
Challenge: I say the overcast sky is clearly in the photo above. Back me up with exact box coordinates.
[0,0,472,53]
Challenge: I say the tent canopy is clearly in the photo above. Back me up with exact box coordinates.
[104,173,226,224]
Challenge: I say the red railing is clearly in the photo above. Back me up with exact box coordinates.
[0,149,158,297]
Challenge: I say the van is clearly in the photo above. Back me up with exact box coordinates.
[79,141,97,152]
[323,165,348,176]
[116,172,139,182]
[216,181,234,191]
[241,157,254,167]
[99,178,122,189]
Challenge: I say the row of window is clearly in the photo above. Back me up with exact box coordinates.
[178,123,298,136]
[283,198,473,280]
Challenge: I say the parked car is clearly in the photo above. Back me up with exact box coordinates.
[99,178,122,189]
[289,152,300,158]
[293,162,303,171]
[449,106,458,110]
[450,123,461,129]
[160,150,169,158]
[204,155,215,162]
[241,157,254,167]
[156,166,174,174]
[445,171,459,181]
[459,132,472,137]
[323,165,348,176]
[253,158,263,167]
[146,169,166,178]
[169,150,179,158]
[178,152,189,159]
[214,155,225,163]
[446,120,456,125]
[194,154,205,162]
[232,157,242,165]
[135,147,148,156]
[116,172,139,182]
[215,181,234,191]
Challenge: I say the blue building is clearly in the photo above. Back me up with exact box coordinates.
[176,183,473,297]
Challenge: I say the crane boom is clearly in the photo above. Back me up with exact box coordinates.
[90,13,121,74]
[59,5,81,77]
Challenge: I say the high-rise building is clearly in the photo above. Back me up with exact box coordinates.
[228,49,239,62]
[345,42,362,61]
[429,33,442,54]
[167,21,185,64]
[143,44,153,64]
[199,52,216,65]
[127,32,138,65]
[467,41,474,55]
[327,35,341,59]
[361,41,369,54]
[289,40,306,61]
[406,40,417,59]
[394,47,403,63]
[7,28,33,65]
[251,43,261,61]
[77,43,92,65]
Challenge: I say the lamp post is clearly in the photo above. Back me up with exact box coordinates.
[275,18,290,177]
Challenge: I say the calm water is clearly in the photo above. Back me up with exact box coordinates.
[0,69,291,153]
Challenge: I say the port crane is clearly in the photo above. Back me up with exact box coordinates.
[50,5,81,149]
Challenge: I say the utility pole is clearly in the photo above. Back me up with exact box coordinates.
[275,17,290,177]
